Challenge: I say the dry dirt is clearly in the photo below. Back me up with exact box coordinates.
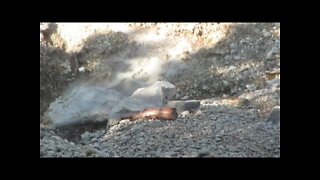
[40,23,280,157]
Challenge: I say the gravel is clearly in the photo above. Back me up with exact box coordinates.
[40,23,280,157]
[41,93,279,157]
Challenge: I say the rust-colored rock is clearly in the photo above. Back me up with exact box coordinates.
[129,107,178,121]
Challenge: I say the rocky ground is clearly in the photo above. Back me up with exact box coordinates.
[40,23,280,157]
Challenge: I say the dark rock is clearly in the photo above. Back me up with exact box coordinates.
[167,100,200,113]
[267,106,280,124]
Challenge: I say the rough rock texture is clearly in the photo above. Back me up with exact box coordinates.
[44,81,176,128]
[108,81,176,126]
[44,86,125,127]
[166,100,200,113]
[40,23,280,157]
[111,81,176,114]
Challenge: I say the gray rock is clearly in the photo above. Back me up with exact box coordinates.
[197,150,214,157]
[230,43,237,49]
[45,86,125,128]
[111,81,176,116]
[181,96,189,100]
[234,55,241,60]
[80,132,92,144]
[215,137,222,142]
[230,48,238,54]
[211,57,217,61]
[167,100,200,113]
[267,78,280,89]
[131,125,144,132]
[136,151,146,157]
[222,94,229,98]
[215,48,226,55]
[170,133,176,139]
[100,142,109,150]
[224,55,233,61]
[191,152,199,157]
[40,23,280,158]
[202,85,208,90]
[193,82,198,88]
[267,106,280,124]
[94,150,109,157]
[164,151,176,157]
[246,84,257,92]
[223,80,229,87]
[40,129,45,139]
[96,130,105,138]
[107,117,122,127]
[262,29,270,37]
[91,137,98,143]
[46,81,176,128]
[181,111,190,117]
[266,46,278,60]
[238,98,251,108]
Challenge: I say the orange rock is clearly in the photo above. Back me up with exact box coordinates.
[129,107,177,121]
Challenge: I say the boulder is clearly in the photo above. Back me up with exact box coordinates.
[45,81,176,128]
[45,86,125,128]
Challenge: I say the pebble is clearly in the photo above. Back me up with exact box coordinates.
[246,84,257,92]
[181,95,189,100]
[181,111,190,117]
[224,55,233,61]
[262,29,270,37]
[80,132,92,144]
[202,85,208,90]
[230,43,237,49]
[267,106,280,124]
[234,55,241,60]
